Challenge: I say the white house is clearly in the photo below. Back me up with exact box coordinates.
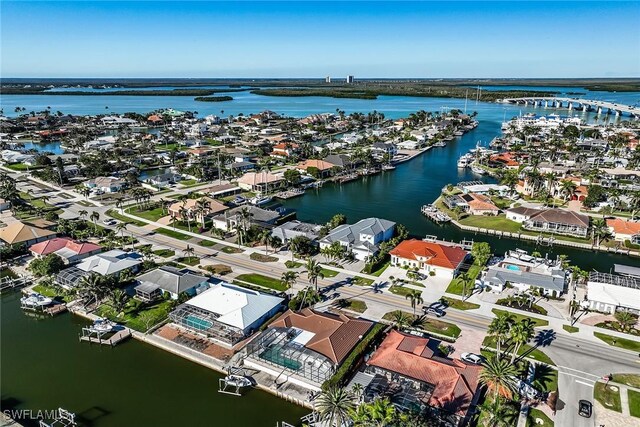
[319,217,395,261]
[389,239,469,279]
[586,268,640,314]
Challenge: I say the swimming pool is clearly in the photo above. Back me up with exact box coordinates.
[506,265,521,271]
[259,346,302,371]
[185,315,213,331]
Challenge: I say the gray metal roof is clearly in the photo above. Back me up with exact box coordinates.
[614,264,640,278]
[321,218,395,246]
[485,267,566,292]
[136,266,209,295]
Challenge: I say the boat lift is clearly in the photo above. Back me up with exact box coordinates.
[38,408,76,427]
[218,366,252,396]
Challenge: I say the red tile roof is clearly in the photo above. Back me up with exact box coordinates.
[390,239,468,269]
[607,218,640,236]
[29,237,101,256]
[367,330,480,416]
[269,308,372,365]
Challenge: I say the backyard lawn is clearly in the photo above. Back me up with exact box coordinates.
[594,382,622,413]
[459,214,522,233]
[127,206,166,222]
[446,264,482,296]
[96,299,174,333]
[234,273,287,291]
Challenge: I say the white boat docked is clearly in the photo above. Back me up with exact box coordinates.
[20,292,53,308]
[433,141,447,147]
[250,196,272,206]
[224,375,252,388]
[457,154,472,168]
[454,131,464,136]
[471,165,486,175]
[89,318,116,333]
[382,164,396,171]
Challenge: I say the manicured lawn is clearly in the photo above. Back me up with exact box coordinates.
[612,374,640,389]
[628,389,640,418]
[382,311,461,339]
[234,273,286,291]
[442,296,479,311]
[352,277,374,286]
[459,214,522,233]
[220,246,244,254]
[496,298,548,316]
[594,332,640,352]
[179,179,197,186]
[594,382,622,413]
[249,252,278,262]
[153,249,175,258]
[106,209,147,227]
[367,261,390,277]
[97,299,174,333]
[285,260,303,269]
[127,206,166,222]
[202,264,232,276]
[32,284,74,303]
[492,308,549,327]
[446,264,482,296]
[338,299,367,313]
[320,268,339,278]
[389,284,421,297]
[563,324,580,333]
[526,408,553,427]
[482,336,555,366]
[198,240,216,247]
[176,256,200,266]
[155,227,192,240]
[533,365,558,393]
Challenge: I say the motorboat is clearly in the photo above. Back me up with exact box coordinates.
[224,375,252,388]
[433,141,447,147]
[471,165,486,175]
[20,292,53,308]
[454,130,464,136]
[382,164,396,171]
[89,318,116,334]
[250,196,272,206]
[457,154,472,168]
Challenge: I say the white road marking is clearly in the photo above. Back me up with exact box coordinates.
[575,380,595,387]
[558,371,597,383]
[558,366,601,379]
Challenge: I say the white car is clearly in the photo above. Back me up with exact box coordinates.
[103,219,117,226]
[460,352,483,365]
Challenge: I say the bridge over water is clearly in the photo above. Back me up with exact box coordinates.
[500,97,638,118]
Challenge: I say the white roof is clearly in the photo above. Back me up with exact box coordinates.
[185,282,283,330]
[76,249,141,276]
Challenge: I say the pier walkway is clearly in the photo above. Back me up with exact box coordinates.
[501,96,639,118]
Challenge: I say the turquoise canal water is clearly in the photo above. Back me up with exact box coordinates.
[0,292,308,427]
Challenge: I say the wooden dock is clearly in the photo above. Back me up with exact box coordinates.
[0,275,30,292]
[79,328,132,347]
[421,205,452,223]
[275,189,305,199]
[44,304,68,316]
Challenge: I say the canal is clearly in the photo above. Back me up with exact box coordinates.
[0,292,308,427]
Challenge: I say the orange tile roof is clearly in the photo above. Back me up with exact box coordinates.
[390,239,468,269]
[465,193,500,212]
[607,218,640,236]
[30,237,100,256]
[269,308,372,364]
[297,159,334,171]
[367,330,480,416]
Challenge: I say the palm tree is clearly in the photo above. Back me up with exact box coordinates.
[365,398,398,427]
[183,245,196,260]
[479,396,518,427]
[479,356,518,399]
[115,222,128,248]
[89,211,100,228]
[78,209,88,221]
[509,318,535,363]
[305,258,324,292]
[108,288,130,315]
[258,229,273,254]
[487,313,514,359]
[280,271,298,296]
[591,218,611,246]
[315,386,355,427]
[559,180,577,202]
[614,311,638,332]
[459,272,474,301]
[351,383,364,402]
[77,273,109,308]
[405,289,423,316]
[390,310,411,330]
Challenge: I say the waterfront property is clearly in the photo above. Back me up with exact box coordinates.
[506,207,590,238]
[169,282,284,346]
[364,330,481,425]
[481,249,568,296]
[237,171,285,193]
[29,237,102,264]
[586,268,640,314]
[270,220,323,244]
[55,249,142,289]
[244,308,373,390]
[168,197,228,222]
[84,176,126,193]
[319,217,395,261]
[212,205,281,231]
[0,220,56,246]
[389,239,469,279]
[134,266,211,301]
[606,218,640,244]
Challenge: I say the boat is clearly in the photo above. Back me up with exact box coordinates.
[457,154,472,168]
[89,318,116,333]
[453,130,464,136]
[382,164,396,171]
[20,292,53,308]
[443,135,455,141]
[433,141,447,147]
[250,196,272,206]
[338,173,359,183]
[224,374,252,388]
[471,165,486,175]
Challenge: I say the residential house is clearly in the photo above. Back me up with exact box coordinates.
[245,308,373,389]
[586,270,640,314]
[481,249,568,296]
[0,221,56,247]
[29,237,101,264]
[84,176,125,193]
[237,171,284,193]
[460,193,500,216]
[323,154,354,170]
[390,239,469,279]
[370,142,398,160]
[169,282,284,346]
[319,217,395,261]
[168,197,228,223]
[506,207,590,238]
[146,172,181,188]
[56,249,142,289]
[212,205,281,232]
[270,143,299,159]
[607,218,640,244]
[297,159,335,178]
[134,266,211,301]
[270,220,322,244]
[365,330,481,426]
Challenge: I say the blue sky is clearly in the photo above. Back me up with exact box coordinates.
[2,1,639,78]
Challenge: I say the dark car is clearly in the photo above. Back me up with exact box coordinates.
[422,306,445,317]
[578,400,592,418]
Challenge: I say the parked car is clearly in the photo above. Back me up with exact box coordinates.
[103,219,117,226]
[460,352,483,365]
[578,400,592,418]
[233,196,247,205]
[422,306,445,317]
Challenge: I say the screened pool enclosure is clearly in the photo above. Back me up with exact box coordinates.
[169,304,245,346]
[245,327,334,384]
